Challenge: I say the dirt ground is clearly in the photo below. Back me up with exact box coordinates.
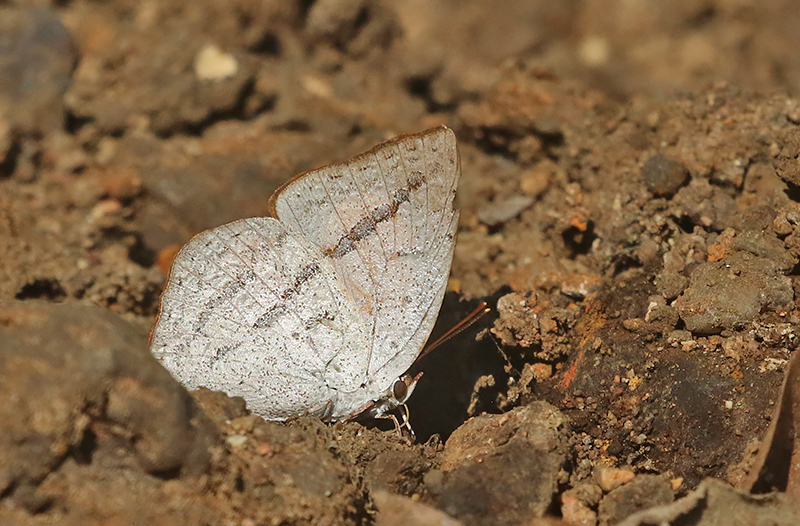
[3,1,800,525]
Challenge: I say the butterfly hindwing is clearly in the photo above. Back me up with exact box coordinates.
[151,217,369,420]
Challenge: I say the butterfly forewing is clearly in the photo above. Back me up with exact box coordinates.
[270,127,460,403]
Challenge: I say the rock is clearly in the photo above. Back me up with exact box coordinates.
[675,252,794,334]
[773,134,800,187]
[598,475,673,525]
[194,44,238,81]
[374,490,463,526]
[0,300,219,510]
[434,402,569,526]
[64,14,255,135]
[478,194,535,227]
[644,296,679,333]
[520,160,557,197]
[655,272,689,301]
[491,292,541,348]
[595,466,635,492]
[560,272,602,300]
[305,0,369,44]
[670,179,737,231]
[0,6,78,133]
[560,495,596,526]
[616,478,800,526]
[641,154,689,197]
[561,483,602,526]
[666,329,694,346]
[730,230,797,271]
[622,317,645,332]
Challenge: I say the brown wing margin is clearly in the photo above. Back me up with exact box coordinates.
[266,126,453,220]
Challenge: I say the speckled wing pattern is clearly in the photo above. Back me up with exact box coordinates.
[150,126,460,421]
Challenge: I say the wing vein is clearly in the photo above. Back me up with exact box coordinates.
[207,224,326,370]
[313,169,380,382]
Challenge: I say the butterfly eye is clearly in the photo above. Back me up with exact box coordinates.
[392,378,408,401]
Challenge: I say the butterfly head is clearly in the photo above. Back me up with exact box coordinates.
[348,372,423,440]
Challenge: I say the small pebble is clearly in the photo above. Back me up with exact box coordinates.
[622,318,645,331]
[642,153,689,197]
[595,466,635,492]
[478,195,535,227]
[195,44,238,80]
[226,434,248,448]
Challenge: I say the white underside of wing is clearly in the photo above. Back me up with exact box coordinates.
[151,126,461,421]
[151,217,372,420]
[271,128,461,407]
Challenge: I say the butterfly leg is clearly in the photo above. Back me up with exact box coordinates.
[308,399,335,421]
[376,404,415,442]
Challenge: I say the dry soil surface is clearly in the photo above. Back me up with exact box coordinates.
[3,1,800,525]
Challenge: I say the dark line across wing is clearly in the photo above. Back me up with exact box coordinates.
[322,174,425,259]
[253,261,321,328]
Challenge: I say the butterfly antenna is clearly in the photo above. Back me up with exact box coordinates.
[488,331,522,378]
[419,301,490,360]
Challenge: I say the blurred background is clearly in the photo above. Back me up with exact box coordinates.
[4,0,799,303]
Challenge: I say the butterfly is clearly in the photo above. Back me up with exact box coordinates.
[150,126,461,433]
